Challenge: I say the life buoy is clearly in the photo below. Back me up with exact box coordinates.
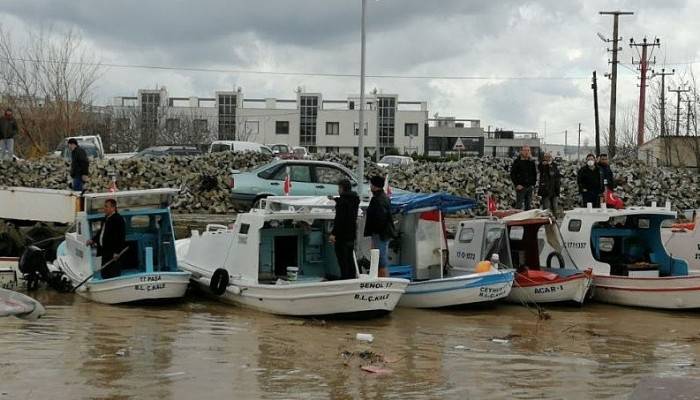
[210,268,229,295]
[546,251,565,269]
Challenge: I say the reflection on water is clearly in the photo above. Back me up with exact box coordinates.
[2,292,700,399]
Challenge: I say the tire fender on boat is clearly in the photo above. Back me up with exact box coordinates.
[210,268,229,296]
[546,251,565,269]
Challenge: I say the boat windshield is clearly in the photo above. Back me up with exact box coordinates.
[481,225,512,269]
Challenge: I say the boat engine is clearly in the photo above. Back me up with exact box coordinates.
[19,245,50,291]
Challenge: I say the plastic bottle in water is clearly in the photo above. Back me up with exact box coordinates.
[490,253,500,270]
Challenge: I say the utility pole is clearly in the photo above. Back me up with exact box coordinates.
[592,71,601,155]
[630,37,660,146]
[357,0,366,194]
[564,130,568,159]
[651,68,675,136]
[599,10,634,158]
[577,123,582,160]
[669,86,690,136]
[686,97,693,136]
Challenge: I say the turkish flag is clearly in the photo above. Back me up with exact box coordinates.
[604,189,624,209]
[108,178,118,193]
[487,195,497,215]
[383,174,392,197]
[283,168,292,196]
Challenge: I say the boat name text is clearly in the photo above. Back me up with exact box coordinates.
[534,285,565,294]
[359,282,393,289]
[479,286,506,299]
[565,242,587,249]
[134,283,165,291]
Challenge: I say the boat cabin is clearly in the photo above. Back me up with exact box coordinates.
[186,197,354,283]
[64,189,180,280]
[560,205,689,277]
[500,210,571,271]
[450,218,513,272]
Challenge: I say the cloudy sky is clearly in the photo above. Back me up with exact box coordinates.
[1,0,698,144]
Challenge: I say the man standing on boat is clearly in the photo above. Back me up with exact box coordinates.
[87,199,126,279]
[329,178,360,280]
[577,153,602,208]
[364,175,395,277]
[67,138,90,192]
[0,108,18,161]
[597,153,614,191]
[538,152,561,217]
[510,145,537,210]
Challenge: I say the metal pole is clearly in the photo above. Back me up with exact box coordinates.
[687,98,692,136]
[564,130,568,159]
[592,71,601,155]
[357,0,366,194]
[636,43,648,146]
[577,123,582,160]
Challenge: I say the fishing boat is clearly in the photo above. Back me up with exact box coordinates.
[661,211,700,272]
[557,203,700,309]
[499,210,593,305]
[0,288,45,319]
[177,196,409,318]
[359,193,514,308]
[51,189,190,304]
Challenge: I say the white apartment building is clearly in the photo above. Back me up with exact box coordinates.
[110,87,428,155]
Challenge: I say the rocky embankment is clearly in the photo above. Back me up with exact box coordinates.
[1,152,699,214]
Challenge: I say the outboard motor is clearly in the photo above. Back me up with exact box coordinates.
[18,245,50,291]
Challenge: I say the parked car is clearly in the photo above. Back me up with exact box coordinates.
[54,135,105,160]
[209,140,273,156]
[292,146,309,159]
[268,143,294,159]
[377,155,414,168]
[228,160,408,208]
[131,146,201,158]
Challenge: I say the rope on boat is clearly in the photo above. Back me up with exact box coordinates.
[512,277,551,320]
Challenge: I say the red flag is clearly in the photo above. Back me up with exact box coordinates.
[383,174,392,197]
[283,167,292,196]
[604,189,624,209]
[487,194,497,215]
[108,177,118,193]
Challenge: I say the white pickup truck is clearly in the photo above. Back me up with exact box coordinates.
[54,135,135,160]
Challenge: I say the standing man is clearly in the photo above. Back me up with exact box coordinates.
[364,175,395,277]
[510,145,537,210]
[0,108,18,161]
[87,199,126,279]
[67,138,89,191]
[538,152,561,216]
[597,153,614,191]
[329,178,360,280]
[577,153,602,207]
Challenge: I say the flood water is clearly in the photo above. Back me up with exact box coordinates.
[2,291,700,400]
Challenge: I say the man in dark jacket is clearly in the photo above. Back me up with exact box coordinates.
[87,199,127,279]
[0,108,18,161]
[597,153,614,191]
[538,152,561,216]
[68,138,90,191]
[329,178,360,280]
[577,153,602,207]
[510,145,537,210]
[363,175,395,277]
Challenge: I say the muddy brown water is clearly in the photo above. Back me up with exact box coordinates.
[2,214,700,399]
[3,292,700,399]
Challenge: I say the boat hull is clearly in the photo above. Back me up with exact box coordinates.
[593,274,700,309]
[508,272,593,305]
[189,272,408,318]
[398,270,514,308]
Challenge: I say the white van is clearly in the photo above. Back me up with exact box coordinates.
[209,140,273,156]
[54,135,105,160]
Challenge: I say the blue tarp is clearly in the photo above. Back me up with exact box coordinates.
[390,192,476,214]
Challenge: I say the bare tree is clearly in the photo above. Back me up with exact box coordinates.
[0,26,102,156]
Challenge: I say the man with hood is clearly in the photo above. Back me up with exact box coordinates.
[597,153,614,191]
[363,175,395,277]
[577,153,602,207]
[0,108,18,161]
[329,178,360,279]
[510,145,537,210]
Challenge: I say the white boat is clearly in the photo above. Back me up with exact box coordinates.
[177,196,409,318]
[361,193,514,308]
[52,189,190,304]
[500,210,593,305]
[661,212,700,272]
[557,203,700,309]
[0,288,45,319]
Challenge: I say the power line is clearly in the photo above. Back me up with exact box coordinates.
[1,57,591,81]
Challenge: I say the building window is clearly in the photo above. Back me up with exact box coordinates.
[218,94,237,140]
[568,219,582,232]
[377,97,396,156]
[299,95,319,147]
[325,146,340,153]
[405,123,418,137]
[140,93,160,146]
[353,122,368,136]
[326,122,340,135]
[193,119,208,133]
[165,118,181,133]
[276,121,289,134]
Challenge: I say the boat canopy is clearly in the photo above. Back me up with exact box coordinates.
[83,188,180,214]
[390,192,476,215]
[502,209,555,226]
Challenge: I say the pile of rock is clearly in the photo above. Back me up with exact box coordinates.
[1,153,698,214]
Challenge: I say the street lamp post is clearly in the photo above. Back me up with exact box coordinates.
[357,0,367,195]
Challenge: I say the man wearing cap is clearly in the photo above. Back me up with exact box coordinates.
[364,175,395,277]
[67,138,90,191]
[0,108,18,161]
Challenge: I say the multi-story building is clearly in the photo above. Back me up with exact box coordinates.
[110,87,428,155]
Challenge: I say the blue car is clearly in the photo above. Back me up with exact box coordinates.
[228,160,406,208]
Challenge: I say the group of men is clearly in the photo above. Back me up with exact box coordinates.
[329,175,394,280]
[510,145,614,214]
